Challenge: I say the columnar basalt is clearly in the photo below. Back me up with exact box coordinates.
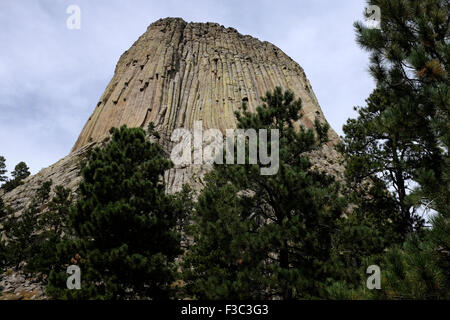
[1,17,343,213]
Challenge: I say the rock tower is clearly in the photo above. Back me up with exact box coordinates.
[2,17,343,210]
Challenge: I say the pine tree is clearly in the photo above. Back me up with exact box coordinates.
[3,199,39,268]
[46,125,188,300]
[11,162,30,181]
[36,180,53,204]
[1,179,53,270]
[0,195,8,270]
[332,0,449,299]
[0,196,6,220]
[339,88,425,238]
[0,239,7,271]
[0,156,7,184]
[2,161,31,192]
[379,233,449,299]
[354,0,449,215]
[27,185,72,275]
[184,87,345,299]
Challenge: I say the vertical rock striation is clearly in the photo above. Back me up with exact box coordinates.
[73,18,337,152]
[72,17,342,191]
[1,17,343,212]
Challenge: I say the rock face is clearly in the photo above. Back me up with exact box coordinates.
[1,17,343,213]
[0,143,92,217]
[0,18,344,298]
[0,269,46,300]
[73,17,338,151]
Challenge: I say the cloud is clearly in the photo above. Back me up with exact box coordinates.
[0,0,375,175]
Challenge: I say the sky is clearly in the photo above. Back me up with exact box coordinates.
[0,0,375,176]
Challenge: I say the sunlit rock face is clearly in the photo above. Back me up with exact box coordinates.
[73,17,338,151]
[2,17,343,214]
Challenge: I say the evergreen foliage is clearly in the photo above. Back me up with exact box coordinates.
[46,125,188,300]
[2,161,31,192]
[1,0,448,301]
[3,198,40,268]
[354,0,449,212]
[332,0,449,299]
[0,156,7,184]
[11,162,31,181]
[27,185,73,275]
[184,87,345,299]
[0,196,6,220]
